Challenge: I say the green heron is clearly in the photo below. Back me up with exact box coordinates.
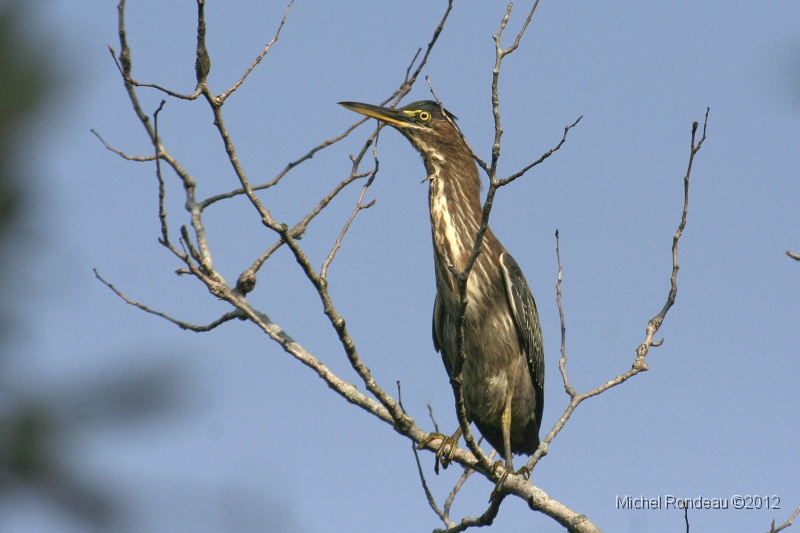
[339,100,544,474]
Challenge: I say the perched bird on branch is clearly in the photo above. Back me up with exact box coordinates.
[340,100,544,474]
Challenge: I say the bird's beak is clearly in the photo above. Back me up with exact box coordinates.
[339,101,413,128]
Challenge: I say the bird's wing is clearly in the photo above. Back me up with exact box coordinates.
[500,252,544,418]
[432,291,442,353]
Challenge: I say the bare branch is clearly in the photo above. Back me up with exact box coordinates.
[217,0,294,104]
[153,100,170,245]
[497,115,583,186]
[487,3,514,175]
[633,107,709,368]
[321,154,379,279]
[400,385,454,529]
[555,230,576,397]
[113,0,215,274]
[436,493,506,533]
[107,44,202,100]
[91,129,156,161]
[94,269,241,331]
[198,123,368,210]
[684,506,690,533]
[108,0,465,475]
[502,0,540,55]
[769,507,800,533]
[442,448,496,523]
[427,404,441,434]
[103,3,710,532]
[522,109,710,476]
[382,0,454,107]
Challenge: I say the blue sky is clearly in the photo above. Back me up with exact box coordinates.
[4,1,799,532]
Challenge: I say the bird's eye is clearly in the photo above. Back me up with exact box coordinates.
[418,111,431,121]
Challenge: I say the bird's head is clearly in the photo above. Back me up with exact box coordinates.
[339,100,463,164]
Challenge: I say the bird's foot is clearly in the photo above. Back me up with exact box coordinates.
[489,460,510,501]
[417,432,459,473]
[515,464,531,481]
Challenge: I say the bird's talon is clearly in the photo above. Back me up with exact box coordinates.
[418,431,460,470]
[490,463,509,501]
[491,459,506,477]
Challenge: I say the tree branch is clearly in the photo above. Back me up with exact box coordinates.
[769,507,800,533]
[101,3,710,532]
[522,108,710,475]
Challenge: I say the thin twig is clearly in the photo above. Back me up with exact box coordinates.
[503,0,540,55]
[769,507,800,533]
[321,152,379,279]
[684,506,690,533]
[113,0,211,273]
[91,129,156,161]
[442,447,496,522]
[488,3,514,175]
[153,100,169,245]
[217,0,294,104]
[399,383,454,529]
[555,230,575,397]
[238,168,373,286]
[498,115,583,186]
[427,404,441,434]
[198,124,367,210]
[435,492,506,533]
[108,43,202,100]
[381,0,454,108]
[94,269,241,331]
[522,109,711,476]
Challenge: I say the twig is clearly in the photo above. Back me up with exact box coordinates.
[435,492,506,533]
[399,384,454,529]
[217,0,294,104]
[113,0,212,273]
[94,269,241,331]
[108,43,202,100]
[442,447,496,522]
[522,108,711,476]
[685,506,690,533]
[321,151,379,279]
[427,404,441,434]
[555,230,575,397]
[768,506,800,533]
[381,0,454,108]
[91,129,156,161]
[105,0,487,481]
[498,115,583,186]
[197,123,368,210]
[153,100,169,245]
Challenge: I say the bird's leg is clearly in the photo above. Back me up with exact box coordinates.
[490,393,515,499]
[418,427,462,472]
[501,396,514,472]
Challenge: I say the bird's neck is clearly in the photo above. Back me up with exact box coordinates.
[426,156,490,274]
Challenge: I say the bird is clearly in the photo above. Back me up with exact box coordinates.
[339,100,544,475]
